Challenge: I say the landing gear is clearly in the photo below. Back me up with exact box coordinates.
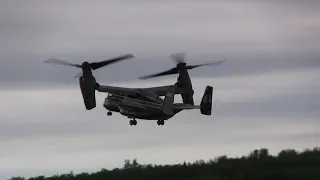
[107,111,112,116]
[157,120,164,126]
[130,118,137,126]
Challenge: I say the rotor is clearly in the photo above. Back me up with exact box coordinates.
[138,52,226,79]
[43,54,134,77]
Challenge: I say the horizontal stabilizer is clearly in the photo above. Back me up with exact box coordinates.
[173,104,200,110]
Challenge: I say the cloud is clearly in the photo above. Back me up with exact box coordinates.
[1,0,320,56]
[1,0,320,87]
[1,0,320,179]
[0,53,319,87]
[1,65,319,178]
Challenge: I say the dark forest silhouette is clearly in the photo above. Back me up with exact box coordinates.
[10,147,320,180]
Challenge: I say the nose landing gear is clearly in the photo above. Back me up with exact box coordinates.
[107,111,112,116]
[157,120,164,126]
[130,118,137,126]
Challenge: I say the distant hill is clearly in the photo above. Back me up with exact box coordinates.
[10,147,320,180]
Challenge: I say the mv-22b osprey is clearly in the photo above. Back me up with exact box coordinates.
[44,53,225,126]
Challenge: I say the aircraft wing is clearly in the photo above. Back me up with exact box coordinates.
[96,84,172,97]
[141,86,190,96]
[96,84,190,103]
[96,85,138,96]
[96,84,167,104]
[97,84,187,95]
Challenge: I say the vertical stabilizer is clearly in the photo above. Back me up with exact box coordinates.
[162,86,176,115]
[200,86,213,115]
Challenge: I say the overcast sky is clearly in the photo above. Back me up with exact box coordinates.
[0,0,320,179]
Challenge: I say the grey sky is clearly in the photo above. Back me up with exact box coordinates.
[0,0,320,179]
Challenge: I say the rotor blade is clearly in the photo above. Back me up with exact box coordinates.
[73,72,83,78]
[90,54,134,70]
[186,59,226,69]
[43,58,82,68]
[171,52,186,64]
[138,67,178,79]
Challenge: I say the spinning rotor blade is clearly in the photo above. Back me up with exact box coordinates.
[43,59,82,68]
[171,52,186,64]
[43,54,134,78]
[138,52,184,79]
[138,52,226,79]
[139,67,178,79]
[90,54,134,70]
[186,59,226,70]
[74,72,83,78]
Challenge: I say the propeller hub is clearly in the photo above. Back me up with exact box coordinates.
[137,53,226,80]
[81,61,91,70]
[82,61,90,66]
[43,53,134,78]
[177,62,187,69]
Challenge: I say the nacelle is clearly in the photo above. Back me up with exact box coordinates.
[79,76,96,110]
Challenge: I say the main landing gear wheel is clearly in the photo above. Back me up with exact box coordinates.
[107,111,112,116]
[130,119,137,126]
[157,120,164,126]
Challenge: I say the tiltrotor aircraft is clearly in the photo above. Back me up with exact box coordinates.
[44,53,225,126]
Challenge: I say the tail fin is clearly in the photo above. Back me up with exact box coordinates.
[200,86,213,115]
[162,86,176,115]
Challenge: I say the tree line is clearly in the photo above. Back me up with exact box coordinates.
[10,147,320,180]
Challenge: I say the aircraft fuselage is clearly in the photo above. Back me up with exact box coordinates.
[103,94,181,120]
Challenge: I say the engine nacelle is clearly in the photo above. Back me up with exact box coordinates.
[79,76,96,110]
